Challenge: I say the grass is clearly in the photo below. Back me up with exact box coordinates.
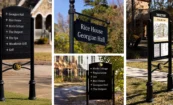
[127,77,173,105]
[35,53,51,62]
[127,61,170,73]
[0,91,51,105]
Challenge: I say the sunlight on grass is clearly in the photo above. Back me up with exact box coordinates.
[0,91,51,105]
[35,53,51,61]
[127,77,173,105]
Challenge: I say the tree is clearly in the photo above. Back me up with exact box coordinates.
[100,56,124,92]
[76,0,124,53]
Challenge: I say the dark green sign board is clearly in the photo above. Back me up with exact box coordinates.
[2,6,31,59]
[74,19,107,45]
[88,62,112,100]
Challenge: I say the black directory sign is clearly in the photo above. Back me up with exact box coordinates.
[74,19,107,45]
[89,62,112,100]
[149,10,170,60]
[2,6,31,59]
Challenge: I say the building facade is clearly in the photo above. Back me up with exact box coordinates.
[127,0,150,39]
[54,56,101,77]
[18,0,52,44]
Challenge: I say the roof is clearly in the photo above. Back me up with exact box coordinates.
[137,0,150,2]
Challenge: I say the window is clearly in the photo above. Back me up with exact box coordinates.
[78,56,81,64]
[81,56,83,64]
[91,56,95,63]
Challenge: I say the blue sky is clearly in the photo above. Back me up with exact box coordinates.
[54,0,123,23]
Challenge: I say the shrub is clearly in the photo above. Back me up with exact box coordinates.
[36,37,49,44]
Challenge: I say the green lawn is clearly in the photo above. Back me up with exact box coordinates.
[127,61,170,72]
[127,77,173,105]
[0,91,51,105]
[35,52,51,62]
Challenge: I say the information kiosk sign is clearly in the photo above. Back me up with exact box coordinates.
[150,11,170,60]
[146,10,172,102]
[88,62,112,100]
[2,6,31,59]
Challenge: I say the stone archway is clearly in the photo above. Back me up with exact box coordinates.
[45,14,52,45]
[35,14,43,29]
[45,14,52,32]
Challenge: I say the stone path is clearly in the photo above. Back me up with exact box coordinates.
[126,66,168,83]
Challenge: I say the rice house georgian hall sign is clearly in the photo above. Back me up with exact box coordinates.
[147,10,172,102]
[74,19,107,45]
[86,62,115,105]
[68,0,109,53]
[0,6,36,101]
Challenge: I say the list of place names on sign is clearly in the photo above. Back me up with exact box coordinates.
[2,6,31,59]
[89,63,112,100]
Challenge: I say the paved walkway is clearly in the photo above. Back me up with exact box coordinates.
[54,86,86,105]
[3,65,52,99]
[126,66,168,83]
[35,45,52,53]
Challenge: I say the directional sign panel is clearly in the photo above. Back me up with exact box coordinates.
[74,19,107,45]
[2,6,31,59]
[89,62,112,100]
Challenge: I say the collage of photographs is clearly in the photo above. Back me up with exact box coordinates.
[0,0,173,105]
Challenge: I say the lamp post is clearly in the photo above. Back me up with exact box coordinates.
[69,0,75,53]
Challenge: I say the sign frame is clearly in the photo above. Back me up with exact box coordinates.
[86,62,115,105]
[147,10,173,102]
[149,10,171,60]
[0,6,36,101]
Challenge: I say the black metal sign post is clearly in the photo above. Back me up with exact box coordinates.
[69,0,109,53]
[0,17,5,101]
[112,70,115,105]
[147,10,173,102]
[69,0,75,53]
[0,6,36,101]
[29,18,36,100]
[86,62,114,105]
[86,70,89,105]
[168,20,172,91]
[147,19,153,102]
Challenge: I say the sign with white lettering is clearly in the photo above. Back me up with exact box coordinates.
[89,62,112,100]
[2,6,31,59]
[150,10,170,60]
[74,19,107,45]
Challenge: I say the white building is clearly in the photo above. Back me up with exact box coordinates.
[18,0,52,44]
[76,56,101,70]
